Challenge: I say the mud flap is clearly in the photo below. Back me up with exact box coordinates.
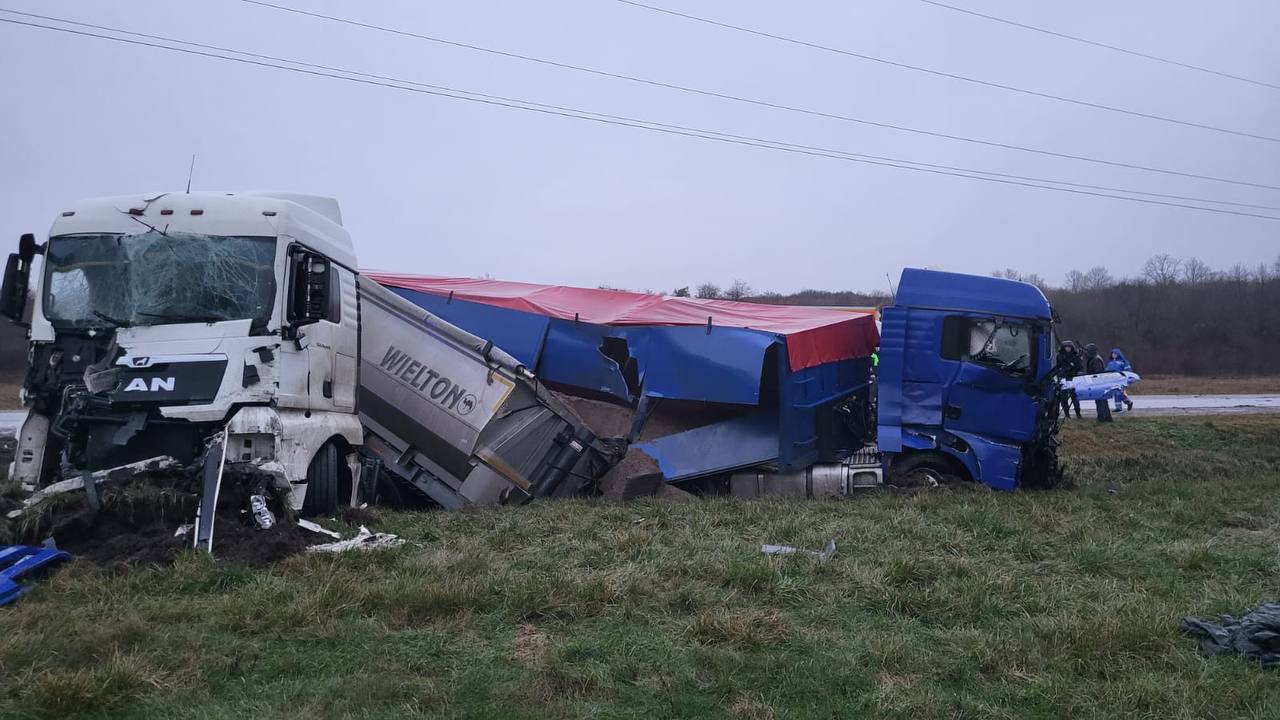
[193,431,228,553]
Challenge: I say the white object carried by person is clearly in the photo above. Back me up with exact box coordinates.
[1060,371,1140,402]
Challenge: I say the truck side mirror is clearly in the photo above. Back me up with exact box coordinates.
[0,233,41,323]
[288,250,331,327]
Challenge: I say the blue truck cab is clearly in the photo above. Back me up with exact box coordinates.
[876,268,1062,490]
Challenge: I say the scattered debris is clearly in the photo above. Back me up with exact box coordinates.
[297,518,342,540]
[307,525,403,553]
[173,524,194,537]
[249,494,275,530]
[1181,603,1280,667]
[1,542,71,606]
[5,456,181,519]
[761,539,837,562]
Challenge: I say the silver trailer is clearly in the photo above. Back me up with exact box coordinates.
[356,278,612,508]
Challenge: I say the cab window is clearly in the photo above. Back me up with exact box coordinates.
[942,316,1033,374]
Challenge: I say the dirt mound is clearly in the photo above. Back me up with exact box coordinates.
[6,474,336,569]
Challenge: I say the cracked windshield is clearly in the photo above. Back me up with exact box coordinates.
[42,230,277,328]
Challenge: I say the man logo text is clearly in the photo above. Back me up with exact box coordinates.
[123,377,176,392]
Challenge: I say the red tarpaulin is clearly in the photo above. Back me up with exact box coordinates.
[367,273,880,371]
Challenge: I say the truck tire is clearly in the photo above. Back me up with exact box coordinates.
[301,442,340,516]
[891,452,965,487]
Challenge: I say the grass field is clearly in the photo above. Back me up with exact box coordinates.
[0,381,22,411]
[1131,375,1280,395]
[2,416,1280,719]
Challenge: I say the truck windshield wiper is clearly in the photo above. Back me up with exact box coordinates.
[135,311,226,324]
[91,310,130,327]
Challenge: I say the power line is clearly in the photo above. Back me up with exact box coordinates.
[915,0,1280,92]
[2,14,1278,223]
[228,2,1280,193]
[14,8,1278,213]
[610,0,1280,144]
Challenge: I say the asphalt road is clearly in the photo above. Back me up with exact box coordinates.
[1123,394,1280,416]
[2,395,1279,438]
[0,410,24,436]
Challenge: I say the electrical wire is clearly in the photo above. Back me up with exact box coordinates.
[227,2,1280,192]
[13,6,1280,193]
[914,0,1280,92]
[2,13,1279,222]
[609,0,1280,144]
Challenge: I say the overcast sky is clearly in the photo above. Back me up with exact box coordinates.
[1,0,1278,293]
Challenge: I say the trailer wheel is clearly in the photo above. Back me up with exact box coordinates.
[301,442,339,516]
[891,452,965,487]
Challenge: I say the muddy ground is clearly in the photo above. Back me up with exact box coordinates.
[0,450,366,569]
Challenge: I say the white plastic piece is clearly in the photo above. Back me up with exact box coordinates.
[760,539,837,562]
[297,518,342,539]
[306,525,403,553]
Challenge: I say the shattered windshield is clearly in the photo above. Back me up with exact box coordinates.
[968,320,1032,373]
[43,231,277,329]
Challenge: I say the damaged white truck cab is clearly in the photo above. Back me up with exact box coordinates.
[5,192,363,514]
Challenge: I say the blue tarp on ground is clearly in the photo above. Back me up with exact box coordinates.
[1,544,70,606]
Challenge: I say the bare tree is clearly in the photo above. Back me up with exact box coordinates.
[1182,257,1215,284]
[723,279,754,301]
[1225,263,1252,283]
[695,282,721,299]
[1083,266,1114,290]
[672,286,690,298]
[1142,254,1183,285]
[1064,269,1088,292]
[992,268,1047,289]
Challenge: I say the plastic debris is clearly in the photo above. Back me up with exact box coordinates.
[1181,603,1280,667]
[297,518,343,539]
[249,494,275,530]
[1,542,71,606]
[173,524,194,537]
[306,526,403,553]
[761,539,837,562]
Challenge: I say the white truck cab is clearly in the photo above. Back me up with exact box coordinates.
[5,191,363,513]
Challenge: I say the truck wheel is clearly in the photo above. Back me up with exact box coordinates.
[301,442,339,516]
[891,452,964,487]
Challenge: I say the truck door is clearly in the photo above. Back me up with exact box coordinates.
[284,248,356,412]
[939,316,1039,444]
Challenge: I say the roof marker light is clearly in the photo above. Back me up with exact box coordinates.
[160,209,174,216]
[61,211,74,217]
[262,210,277,216]
[190,209,204,216]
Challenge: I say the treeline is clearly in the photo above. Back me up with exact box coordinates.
[683,253,1280,376]
[1047,256,1280,376]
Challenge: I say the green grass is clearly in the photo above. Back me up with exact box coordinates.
[3,416,1280,719]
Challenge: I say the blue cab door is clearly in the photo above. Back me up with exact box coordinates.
[939,316,1040,444]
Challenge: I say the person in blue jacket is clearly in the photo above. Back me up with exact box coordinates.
[1107,348,1134,412]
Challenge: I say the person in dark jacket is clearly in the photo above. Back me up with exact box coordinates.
[1056,340,1083,418]
[1083,343,1112,422]
[1107,348,1135,412]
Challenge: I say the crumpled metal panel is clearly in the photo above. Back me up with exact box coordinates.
[948,430,1021,491]
[637,326,774,404]
[635,411,780,482]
